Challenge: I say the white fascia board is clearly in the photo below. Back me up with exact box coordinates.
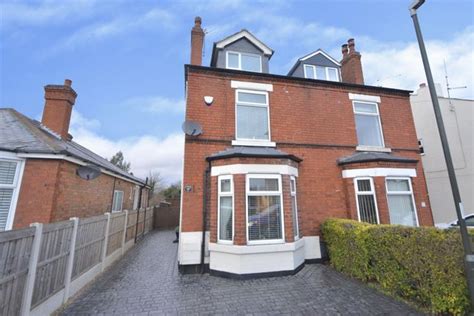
[349,93,381,103]
[216,30,273,55]
[300,50,341,66]
[211,164,298,177]
[231,80,273,92]
[16,153,144,185]
[342,168,417,178]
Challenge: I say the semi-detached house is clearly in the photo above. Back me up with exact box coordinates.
[179,17,434,278]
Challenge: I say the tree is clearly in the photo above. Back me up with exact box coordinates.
[109,151,131,172]
[147,171,164,205]
[162,182,181,201]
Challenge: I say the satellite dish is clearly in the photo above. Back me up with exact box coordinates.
[76,164,101,180]
[182,120,202,136]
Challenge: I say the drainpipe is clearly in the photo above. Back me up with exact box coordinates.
[135,177,148,242]
[200,161,211,273]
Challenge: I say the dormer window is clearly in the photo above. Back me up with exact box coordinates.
[226,51,262,72]
[303,64,340,82]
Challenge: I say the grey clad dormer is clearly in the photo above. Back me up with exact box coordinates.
[210,30,274,73]
[288,49,341,82]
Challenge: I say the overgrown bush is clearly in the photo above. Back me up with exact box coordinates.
[321,219,469,315]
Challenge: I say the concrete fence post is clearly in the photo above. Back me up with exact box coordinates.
[121,210,128,255]
[101,212,111,271]
[21,223,43,316]
[63,217,79,303]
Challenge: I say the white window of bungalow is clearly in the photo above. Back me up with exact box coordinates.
[226,51,262,72]
[0,158,24,231]
[112,190,124,212]
[218,175,234,243]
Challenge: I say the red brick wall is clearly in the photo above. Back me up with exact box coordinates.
[181,67,433,242]
[13,159,144,228]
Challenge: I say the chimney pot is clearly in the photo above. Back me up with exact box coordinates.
[342,44,349,58]
[190,16,204,65]
[64,79,72,87]
[194,16,202,27]
[348,38,355,53]
[419,83,427,88]
[340,38,364,85]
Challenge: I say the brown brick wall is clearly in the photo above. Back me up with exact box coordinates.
[181,67,434,242]
[13,159,144,228]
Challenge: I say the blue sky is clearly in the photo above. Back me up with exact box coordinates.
[1,0,473,182]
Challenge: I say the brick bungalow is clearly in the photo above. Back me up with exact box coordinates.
[0,79,150,231]
[179,17,434,278]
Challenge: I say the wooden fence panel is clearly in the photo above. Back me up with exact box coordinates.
[106,213,125,256]
[0,227,35,316]
[136,210,145,240]
[144,208,154,234]
[72,215,107,279]
[126,210,138,242]
[31,220,73,308]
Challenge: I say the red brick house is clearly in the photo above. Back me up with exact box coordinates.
[0,80,150,231]
[180,18,433,277]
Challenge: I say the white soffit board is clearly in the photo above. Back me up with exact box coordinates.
[211,164,298,177]
[348,93,381,103]
[231,80,273,92]
[342,168,417,178]
[216,30,273,55]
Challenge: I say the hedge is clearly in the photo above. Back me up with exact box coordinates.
[321,219,469,315]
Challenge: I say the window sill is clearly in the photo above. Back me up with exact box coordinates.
[356,145,391,153]
[232,140,276,147]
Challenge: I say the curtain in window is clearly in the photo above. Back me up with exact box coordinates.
[355,114,383,147]
[219,197,233,240]
[387,195,417,226]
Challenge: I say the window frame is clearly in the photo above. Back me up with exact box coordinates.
[226,51,263,73]
[303,64,340,82]
[290,176,299,240]
[0,156,25,231]
[112,190,124,213]
[235,89,271,142]
[217,175,234,244]
[385,177,419,227]
[354,177,380,224]
[246,174,285,245]
[352,100,386,148]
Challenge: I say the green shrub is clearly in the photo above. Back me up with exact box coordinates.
[321,219,470,315]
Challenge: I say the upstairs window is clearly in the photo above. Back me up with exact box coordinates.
[353,101,385,147]
[236,90,270,141]
[304,64,340,82]
[227,51,262,72]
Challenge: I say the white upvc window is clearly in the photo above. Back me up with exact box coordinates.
[303,64,340,82]
[353,101,385,148]
[218,175,234,243]
[290,176,299,239]
[246,174,284,244]
[354,177,380,224]
[0,158,24,231]
[235,89,271,142]
[112,190,124,212]
[226,51,262,72]
[385,177,419,227]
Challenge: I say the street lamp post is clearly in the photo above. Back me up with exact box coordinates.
[409,0,474,307]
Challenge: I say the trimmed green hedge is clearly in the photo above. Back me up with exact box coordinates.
[321,219,469,315]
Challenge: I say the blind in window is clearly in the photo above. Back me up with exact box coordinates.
[0,161,17,185]
[248,195,282,241]
[0,188,13,231]
[356,179,379,224]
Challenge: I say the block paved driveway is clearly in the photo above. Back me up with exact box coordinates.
[61,230,421,315]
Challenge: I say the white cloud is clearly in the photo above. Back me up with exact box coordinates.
[123,96,185,114]
[69,110,183,184]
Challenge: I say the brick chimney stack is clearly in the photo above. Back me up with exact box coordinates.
[190,16,204,65]
[41,79,77,140]
[340,38,364,85]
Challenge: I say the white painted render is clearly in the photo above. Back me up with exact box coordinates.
[342,168,417,178]
[211,164,298,177]
[410,85,473,224]
[230,80,273,92]
[348,93,381,103]
[178,231,210,265]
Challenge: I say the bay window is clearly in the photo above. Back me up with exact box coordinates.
[386,178,418,226]
[0,159,22,231]
[236,90,270,141]
[353,101,384,147]
[354,178,379,224]
[218,175,233,242]
[247,175,284,243]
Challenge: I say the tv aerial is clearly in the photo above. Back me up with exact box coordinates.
[76,164,101,180]
[182,120,203,136]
